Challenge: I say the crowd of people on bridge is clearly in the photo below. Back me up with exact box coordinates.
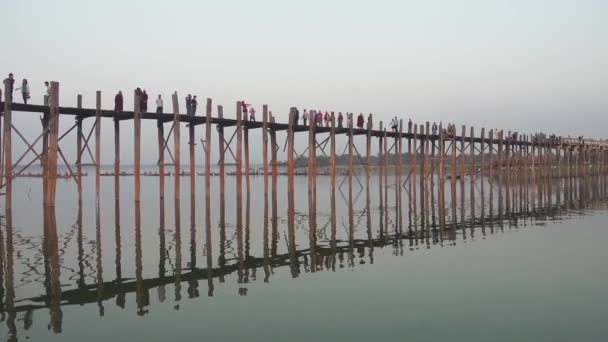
[289,109,375,130]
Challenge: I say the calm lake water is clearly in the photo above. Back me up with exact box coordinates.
[1,167,607,341]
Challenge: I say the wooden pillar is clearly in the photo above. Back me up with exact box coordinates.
[308,107,316,237]
[270,113,278,251]
[3,82,12,209]
[172,93,181,208]
[378,122,383,212]
[505,133,510,212]
[469,126,475,220]
[450,125,457,227]
[95,91,101,203]
[217,105,225,212]
[205,98,213,264]
[236,101,244,246]
[348,113,354,201]
[114,116,120,204]
[157,119,165,203]
[134,90,142,203]
[244,120,250,200]
[412,124,418,221]
[46,82,60,207]
[189,101,198,223]
[366,115,372,198]
[383,129,388,230]
[397,120,403,231]
[262,105,269,239]
[438,123,445,228]
[460,125,466,223]
[76,95,83,197]
[497,131,504,214]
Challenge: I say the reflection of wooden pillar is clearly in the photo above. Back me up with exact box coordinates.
[134,90,142,203]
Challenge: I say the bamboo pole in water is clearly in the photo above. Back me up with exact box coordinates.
[95,90,101,203]
[262,105,269,234]
[134,90,141,203]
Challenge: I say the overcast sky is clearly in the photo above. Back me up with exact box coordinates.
[1,0,606,165]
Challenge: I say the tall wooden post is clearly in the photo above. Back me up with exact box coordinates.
[450,125,457,227]
[189,100,198,224]
[205,98,213,268]
[46,82,60,207]
[460,125,466,223]
[262,105,269,243]
[217,105,225,214]
[270,113,278,253]
[157,119,165,205]
[378,122,384,212]
[236,101,244,255]
[172,93,181,209]
[438,123,445,228]
[348,113,354,205]
[134,89,142,203]
[412,124,418,222]
[469,126,475,220]
[244,120,251,200]
[3,83,13,210]
[95,91,101,203]
[76,95,83,198]
[397,120,403,231]
[114,116,120,205]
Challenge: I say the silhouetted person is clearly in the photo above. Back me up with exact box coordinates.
[249,107,256,121]
[357,113,364,129]
[141,90,148,112]
[185,94,192,115]
[191,96,198,115]
[18,79,30,104]
[367,113,373,130]
[114,91,123,112]
[135,88,143,110]
[337,112,343,128]
[302,109,308,126]
[44,81,50,105]
[156,94,163,113]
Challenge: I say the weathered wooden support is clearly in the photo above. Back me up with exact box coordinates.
[366,115,372,197]
[205,98,213,278]
[157,119,165,205]
[236,102,244,252]
[383,129,389,230]
[46,82,60,207]
[134,90,142,203]
[95,91,101,202]
[505,133,511,212]
[330,112,337,252]
[469,126,475,220]
[412,124,418,223]
[189,99,198,224]
[308,106,316,241]
[244,121,251,203]
[76,95,83,198]
[348,114,354,215]
[217,105,226,213]
[460,125,466,223]
[397,120,403,232]
[172,93,181,209]
[450,125,457,227]
[497,131,504,214]
[378,121,383,212]
[438,123,445,228]
[262,105,269,249]
[3,84,12,209]
[270,113,278,254]
[114,115,120,204]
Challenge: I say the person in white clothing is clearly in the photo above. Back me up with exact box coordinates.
[156,95,163,114]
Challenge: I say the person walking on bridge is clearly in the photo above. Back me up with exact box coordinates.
[156,94,163,114]
[185,94,192,115]
[302,109,308,126]
[17,79,30,104]
[357,113,364,129]
[337,112,344,128]
[191,95,198,115]
[249,106,256,121]
[3,73,15,102]
[114,91,123,112]
[391,117,398,132]
[141,90,149,112]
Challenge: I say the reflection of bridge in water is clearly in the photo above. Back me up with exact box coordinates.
[1,173,606,339]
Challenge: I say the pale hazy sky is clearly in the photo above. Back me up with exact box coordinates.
[1,0,607,164]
